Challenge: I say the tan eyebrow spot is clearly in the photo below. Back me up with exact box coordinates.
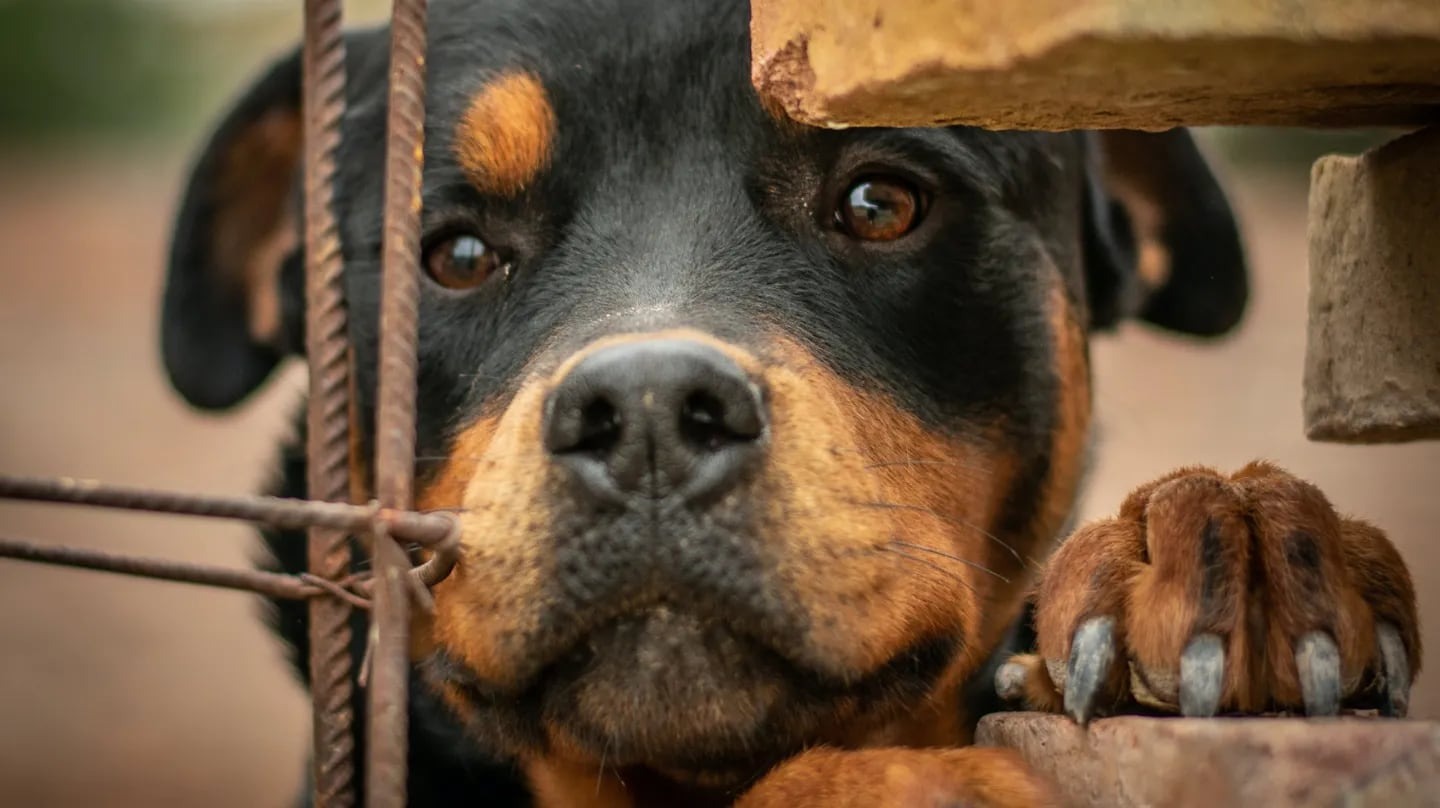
[454,71,556,197]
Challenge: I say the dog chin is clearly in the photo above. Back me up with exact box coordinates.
[540,605,802,766]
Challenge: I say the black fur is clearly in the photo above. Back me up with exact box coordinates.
[164,1,1248,803]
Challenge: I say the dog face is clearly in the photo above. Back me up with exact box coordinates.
[164,0,1245,782]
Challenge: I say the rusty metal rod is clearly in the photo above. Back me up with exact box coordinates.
[302,0,358,803]
[0,535,342,601]
[0,531,459,606]
[0,474,456,547]
[368,0,430,803]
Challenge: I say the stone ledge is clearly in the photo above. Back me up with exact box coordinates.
[975,713,1440,807]
[751,0,1440,130]
[1304,126,1440,443]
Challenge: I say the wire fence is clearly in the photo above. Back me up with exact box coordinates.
[0,1,434,805]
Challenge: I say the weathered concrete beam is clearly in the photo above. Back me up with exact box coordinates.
[976,713,1440,807]
[751,0,1440,130]
[1304,126,1440,444]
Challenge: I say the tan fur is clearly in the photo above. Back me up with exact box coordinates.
[347,346,371,505]
[1098,131,1173,291]
[211,107,302,344]
[1022,278,1094,577]
[455,71,556,197]
[525,757,634,808]
[1005,653,1064,713]
[752,334,1012,682]
[419,409,549,691]
[735,747,1059,808]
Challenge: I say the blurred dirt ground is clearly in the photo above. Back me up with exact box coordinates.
[1,146,1437,806]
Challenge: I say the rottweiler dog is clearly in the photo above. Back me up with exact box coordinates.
[161,0,1421,804]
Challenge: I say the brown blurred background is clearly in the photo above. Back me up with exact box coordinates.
[0,1,1436,805]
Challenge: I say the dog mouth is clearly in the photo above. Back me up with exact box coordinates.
[544,605,794,749]
[425,602,807,767]
[429,599,959,770]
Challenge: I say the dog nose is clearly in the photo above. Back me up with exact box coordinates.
[543,339,766,499]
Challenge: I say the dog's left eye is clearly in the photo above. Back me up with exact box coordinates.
[835,177,925,242]
[424,234,508,290]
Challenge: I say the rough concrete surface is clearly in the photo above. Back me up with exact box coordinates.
[1,152,1439,805]
[977,713,1440,807]
[1305,126,1440,443]
[751,0,1440,129]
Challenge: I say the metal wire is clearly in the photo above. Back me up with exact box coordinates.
[368,0,430,804]
[0,474,456,547]
[302,0,358,802]
[0,3,444,805]
[0,535,358,602]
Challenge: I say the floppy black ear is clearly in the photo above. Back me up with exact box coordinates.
[163,47,306,410]
[1081,129,1249,337]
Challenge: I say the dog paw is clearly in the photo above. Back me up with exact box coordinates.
[736,747,1059,808]
[999,462,1420,722]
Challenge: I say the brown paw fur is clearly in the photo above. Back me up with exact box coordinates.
[1004,462,1420,722]
[737,747,1060,808]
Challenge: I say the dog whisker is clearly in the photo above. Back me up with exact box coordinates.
[596,740,609,797]
[879,546,978,597]
[847,499,1022,564]
[862,458,989,475]
[886,539,1009,583]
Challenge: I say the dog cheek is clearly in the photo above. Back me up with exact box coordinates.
[751,336,1012,677]
[419,385,559,689]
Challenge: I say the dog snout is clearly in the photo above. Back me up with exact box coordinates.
[543,338,766,500]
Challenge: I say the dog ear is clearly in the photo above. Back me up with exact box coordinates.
[163,48,305,409]
[1081,129,1248,337]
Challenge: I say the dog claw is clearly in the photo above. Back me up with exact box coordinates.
[1179,632,1225,717]
[1065,616,1116,725]
[995,661,1028,701]
[1296,630,1341,717]
[1376,621,1411,718]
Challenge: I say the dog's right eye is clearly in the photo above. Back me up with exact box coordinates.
[424,234,509,291]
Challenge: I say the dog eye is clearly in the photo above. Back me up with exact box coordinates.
[836,177,923,242]
[424,234,507,290]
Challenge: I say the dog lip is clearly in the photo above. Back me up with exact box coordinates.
[434,595,828,700]
[426,618,961,771]
[520,597,776,689]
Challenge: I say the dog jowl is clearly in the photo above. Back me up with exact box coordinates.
[159,1,1419,806]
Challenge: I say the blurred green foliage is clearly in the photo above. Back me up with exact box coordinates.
[1205,128,1401,175]
[0,0,1401,174]
[0,0,209,145]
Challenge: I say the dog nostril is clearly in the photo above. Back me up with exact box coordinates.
[544,338,767,498]
[679,390,760,451]
[573,398,621,455]
[680,391,728,451]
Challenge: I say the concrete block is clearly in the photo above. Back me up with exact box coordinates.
[750,0,1440,130]
[1305,126,1440,444]
[975,713,1440,807]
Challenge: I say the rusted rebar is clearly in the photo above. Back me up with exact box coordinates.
[302,0,357,803]
[368,0,430,804]
[0,474,456,546]
[0,535,370,607]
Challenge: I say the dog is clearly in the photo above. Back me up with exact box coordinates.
[160,0,1420,804]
